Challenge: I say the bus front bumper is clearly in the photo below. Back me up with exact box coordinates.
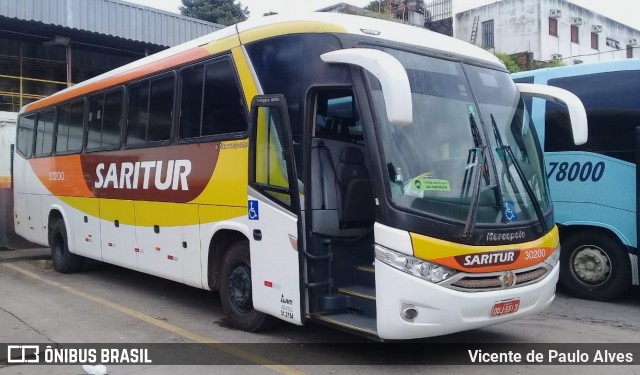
[374,259,559,340]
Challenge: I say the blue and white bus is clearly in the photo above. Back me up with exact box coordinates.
[513,60,640,300]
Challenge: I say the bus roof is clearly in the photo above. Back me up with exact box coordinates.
[23,12,503,114]
[512,58,640,79]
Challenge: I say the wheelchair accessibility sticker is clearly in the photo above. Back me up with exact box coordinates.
[503,200,517,222]
[248,200,260,220]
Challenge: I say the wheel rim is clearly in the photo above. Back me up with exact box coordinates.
[570,245,611,286]
[227,264,253,313]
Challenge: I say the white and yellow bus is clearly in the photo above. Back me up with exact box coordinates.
[13,13,588,339]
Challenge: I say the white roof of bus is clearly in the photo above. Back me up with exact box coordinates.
[236,12,502,65]
[23,12,503,113]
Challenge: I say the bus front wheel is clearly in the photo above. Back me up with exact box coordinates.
[50,218,83,273]
[219,241,275,332]
[559,231,630,301]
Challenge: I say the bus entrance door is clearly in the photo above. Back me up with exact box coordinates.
[247,95,303,325]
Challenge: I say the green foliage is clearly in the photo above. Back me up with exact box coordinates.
[364,1,390,14]
[495,53,520,73]
[180,0,249,26]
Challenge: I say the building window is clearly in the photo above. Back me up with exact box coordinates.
[628,45,633,58]
[571,25,579,44]
[606,37,621,49]
[482,20,494,48]
[591,32,599,49]
[549,18,558,37]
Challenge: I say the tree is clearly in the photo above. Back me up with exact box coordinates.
[180,0,249,26]
[495,53,520,73]
[263,11,278,16]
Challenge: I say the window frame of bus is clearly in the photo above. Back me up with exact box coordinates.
[176,54,249,144]
[54,98,86,156]
[16,113,36,159]
[33,108,56,158]
[124,71,177,149]
[84,86,125,153]
[249,94,300,212]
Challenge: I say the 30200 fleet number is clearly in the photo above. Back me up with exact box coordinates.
[48,171,65,181]
[547,161,605,182]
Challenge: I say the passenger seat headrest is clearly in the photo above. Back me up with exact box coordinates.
[340,147,365,164]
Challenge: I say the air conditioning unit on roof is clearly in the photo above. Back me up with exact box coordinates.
[628,38,637,46]
[551,54,563,60]
[592,25,603,33]
[549,9,561,18]
[571,17,583,26]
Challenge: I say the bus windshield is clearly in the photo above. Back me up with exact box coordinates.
[369,48,551,226]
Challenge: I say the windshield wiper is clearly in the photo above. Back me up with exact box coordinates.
[461,145,486,239]
[490,114,547,233]
[460,113,490,239]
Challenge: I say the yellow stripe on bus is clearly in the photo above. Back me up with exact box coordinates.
[239,21,347,44]
[411,226,559,260]
[201,34,241,55]
[190,140,249,206]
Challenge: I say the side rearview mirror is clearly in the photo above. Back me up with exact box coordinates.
[321,48,413,126]
[516,83,588,145]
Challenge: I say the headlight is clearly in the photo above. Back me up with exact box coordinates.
[543,246,561,267]
[375,245,456,283]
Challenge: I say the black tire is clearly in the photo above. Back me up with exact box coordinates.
[219,241,276,332]
[559,231,631,301]
[50,218,83,273]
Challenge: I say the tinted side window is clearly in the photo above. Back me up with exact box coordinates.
[127,76,174,145]
[17,115,35,158]
[126,81,150,146]
[246,34,345,140]
[57,101,84,154]
[202,59,247,136]
[180,65,204,139]
[178,58,246,139]
[546,71,640,163]
[87,95,104,150]
[102,90,124,149]
[148,76,174,142]
[34,109,55,157]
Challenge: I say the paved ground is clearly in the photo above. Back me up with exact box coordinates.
[0,248,639,374]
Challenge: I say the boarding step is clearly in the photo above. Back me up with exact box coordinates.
[313,312,377,337]
[337,284,376,317]
[354,264,375,287]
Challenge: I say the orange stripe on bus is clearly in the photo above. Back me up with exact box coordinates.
[29,155,94,198]
[26,47,211,112]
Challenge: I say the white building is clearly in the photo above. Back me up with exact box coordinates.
[455,0,640,64]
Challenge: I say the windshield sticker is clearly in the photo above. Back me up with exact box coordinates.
[503,200,517,222]
[405,175,451,197]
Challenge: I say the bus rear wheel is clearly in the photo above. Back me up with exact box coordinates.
[559,231,630,301]
[219,241,275,332]
[50,218,83,273]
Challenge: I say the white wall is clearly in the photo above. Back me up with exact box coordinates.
[455,0,640,64]
[541,0,640,64]
[456,0,541,55]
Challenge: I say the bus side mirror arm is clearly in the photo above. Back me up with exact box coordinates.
[321,49,413,126]
[516,83,588,145]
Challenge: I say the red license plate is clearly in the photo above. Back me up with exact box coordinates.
[491,298,520,317]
